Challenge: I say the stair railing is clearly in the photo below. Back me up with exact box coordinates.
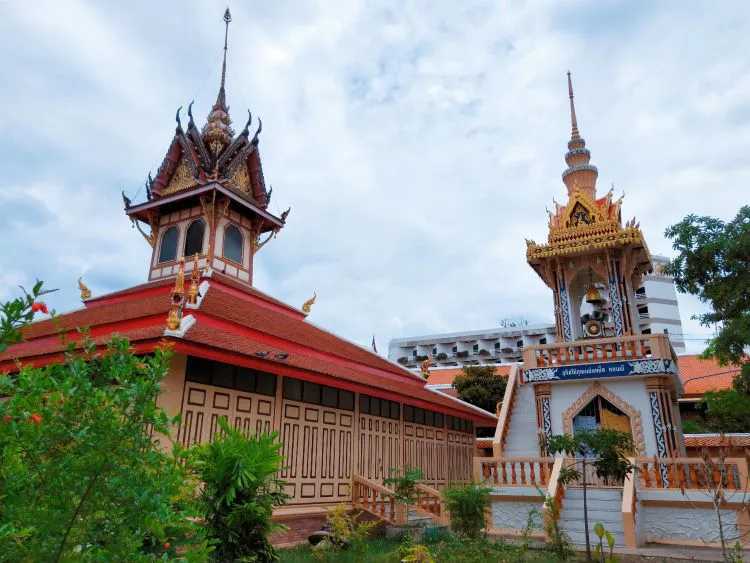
[543,457,566,542]
[414,483,450,526]
[492,364,520,457]
[352,474,405,524]
[621,457,638,548]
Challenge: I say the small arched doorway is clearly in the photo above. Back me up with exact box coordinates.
[572,395,631,436]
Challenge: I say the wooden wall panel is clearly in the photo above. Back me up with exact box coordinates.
[358,414,401,483]
[177,382,274,447]
[447,430,474,483]
[280,400,354,504]
[403,423,448,486]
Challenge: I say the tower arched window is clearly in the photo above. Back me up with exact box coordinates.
[184,219,205,258]
[223,224,243,264]
[158,226,178,263]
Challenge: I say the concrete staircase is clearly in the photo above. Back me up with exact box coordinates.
[559,487,625,548]
[502,383,540,457]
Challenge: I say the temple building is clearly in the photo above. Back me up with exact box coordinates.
[0,10,495,542]
[481,73,749,549]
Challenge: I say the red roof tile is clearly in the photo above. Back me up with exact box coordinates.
[677,355,741,397]
[684,434,750,448]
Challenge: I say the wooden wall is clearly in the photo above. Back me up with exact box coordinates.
[174,355,476,505]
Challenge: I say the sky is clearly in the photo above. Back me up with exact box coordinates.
[1,1,748,355]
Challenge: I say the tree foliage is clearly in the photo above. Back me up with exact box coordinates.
[452,366,507,414]
[0,337,210,562]
[700,390,750,433]
[664,206,750,368]
[0,281,53,352]
[191,417,288,563]
[546,429,635,485]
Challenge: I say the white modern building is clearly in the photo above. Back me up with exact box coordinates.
[388,256,685,370]
[388,323,557,369]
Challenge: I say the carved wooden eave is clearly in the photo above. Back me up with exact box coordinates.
[126,182,284,234]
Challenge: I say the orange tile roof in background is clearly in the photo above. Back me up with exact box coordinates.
[677,354,741,398]
[426,364,514,386]
[684,434,750,449]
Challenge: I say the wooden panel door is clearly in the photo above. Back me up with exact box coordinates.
[358,413,401,483]
[279,400,354,504]
[178,382,275,447]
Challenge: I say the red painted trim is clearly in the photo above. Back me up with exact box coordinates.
[0,340,162,372]
[193,312,425,391]
[171,340,493,423]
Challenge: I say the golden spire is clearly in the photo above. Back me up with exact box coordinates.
[567,71,580,141]
[202,8,234,154]
[78,277,92,301]
[301,291,317,315]
[561,71,598,200]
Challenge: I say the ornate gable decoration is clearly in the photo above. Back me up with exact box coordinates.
[162,156,197,196]
[526,189,645,261]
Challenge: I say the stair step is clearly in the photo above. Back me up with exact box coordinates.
[565,488,622,501]
[562,499,618,511]
[563,529,625,548]
[560,508,622,524]
[561,520,624,534]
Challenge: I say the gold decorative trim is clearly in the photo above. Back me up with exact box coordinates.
[561,382,646,455]
[162,158,196,195]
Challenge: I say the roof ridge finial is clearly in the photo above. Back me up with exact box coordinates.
[218,7,232,108]
[567,71,580,140]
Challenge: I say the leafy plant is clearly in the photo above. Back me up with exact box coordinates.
[0,280,54,352]
[701,390,750,432]
[191,417,288,562]
[452,366,508,413]
[400,542,435,562]
[442,483,491,539]
[384,467,424,504]
[0,336,210,562]
[593,522,617,563]
[540,493,573,561]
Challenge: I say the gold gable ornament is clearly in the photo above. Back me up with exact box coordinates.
[78,277,92,301]
[162,158,196,195]
[301,291,317,315]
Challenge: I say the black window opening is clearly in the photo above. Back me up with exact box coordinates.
[494,342,501,349]
[540,337,547,345]
[472,343,479,352]
[403,404,445,428]
[223,224,243,264]
[184,219,205,257]
[185,356,276,396]
[282,377,355,411]
[359,395,400,420]
[158,226,179,263]
[446,415,474,434]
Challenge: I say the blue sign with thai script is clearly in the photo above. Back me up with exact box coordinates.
[523,358,677,384]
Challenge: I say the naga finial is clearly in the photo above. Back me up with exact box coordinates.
[280,207,290,222]
[187,254,202,305]
[78,277,92,301]
[175,106,183,130]
[420,357,432,380]
[167,259,186,330]
[302,291,317,315]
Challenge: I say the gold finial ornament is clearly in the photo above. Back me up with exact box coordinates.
[187,254,202,304]
[301,291,317,315]
[78,277,92,301]
[166,259,186,330]
[420,357,432,380]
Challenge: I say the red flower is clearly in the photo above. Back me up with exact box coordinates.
[163,542,171,550]
[2,415,11,423]
[29,413,42,425]
[31,302,48,314]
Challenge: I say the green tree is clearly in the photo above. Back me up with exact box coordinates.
[452,366,507,414]
[442,482,492,539]
[665,206,750,431]
[191,418,288,562]
[0,337,210,562]
[0,281,53,351]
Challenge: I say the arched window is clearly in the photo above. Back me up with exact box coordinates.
[184,219,205,257]
[158,226,178,263]
[223,224,243,264]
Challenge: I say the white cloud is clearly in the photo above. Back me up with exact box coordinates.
[2,0,747,354]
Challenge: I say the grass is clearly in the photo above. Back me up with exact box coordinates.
[278,534,568,562]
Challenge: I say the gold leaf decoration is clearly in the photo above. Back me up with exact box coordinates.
[162,158,195,195]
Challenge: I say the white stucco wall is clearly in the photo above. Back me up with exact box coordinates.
[641,506,737,543]
[547,379,659,456]
[491,500,544,531]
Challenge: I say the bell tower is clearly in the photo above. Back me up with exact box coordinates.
[123,8,288,287]
[526,73,652,342]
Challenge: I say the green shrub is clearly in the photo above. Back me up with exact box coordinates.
[442,483,491,539]
[384,467,423,504]
[191,417,288,562]
[0,337,210,562]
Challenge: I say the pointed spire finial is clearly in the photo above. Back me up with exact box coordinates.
[567,71,580,140]
[218,7,232,107]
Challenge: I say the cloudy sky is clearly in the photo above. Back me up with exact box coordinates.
[1,1,747,354]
